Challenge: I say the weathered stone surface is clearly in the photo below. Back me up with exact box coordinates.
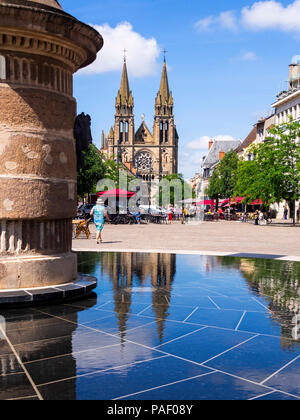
[0,253,77,289]
[0,0,102,289]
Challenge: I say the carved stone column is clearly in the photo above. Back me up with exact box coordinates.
[0,0,103,289]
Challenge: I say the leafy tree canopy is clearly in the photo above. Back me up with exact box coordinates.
[77,144,106,198]
[206,150,239,201]
[235,119,300,211]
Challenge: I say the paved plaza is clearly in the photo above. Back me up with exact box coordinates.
[73,221,300,261]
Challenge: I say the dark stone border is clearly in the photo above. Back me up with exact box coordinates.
[0,273,97,308]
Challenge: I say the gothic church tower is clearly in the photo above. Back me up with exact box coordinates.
[113,58,135,163]
[101,57,179,179]
[153,59,178,176]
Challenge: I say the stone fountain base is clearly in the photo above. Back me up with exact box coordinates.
[0,273,97,308]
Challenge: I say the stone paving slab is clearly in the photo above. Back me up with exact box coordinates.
[73,221,300,261]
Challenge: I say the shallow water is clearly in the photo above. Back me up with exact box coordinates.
[0,252,299,400]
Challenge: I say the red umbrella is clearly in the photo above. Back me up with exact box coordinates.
[219,199,230,206]
[97,189,136,198]
[196,200,215,206]
[231,197,245,204]
[251,199,262,205]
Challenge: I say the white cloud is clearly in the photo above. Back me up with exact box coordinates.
[196,1,300,35]
[241,0,300,33]
[80,22,160,77]
[187,135,237,150]
[241,51,258,61]
[196,10,238,32]
[180,135,238,177]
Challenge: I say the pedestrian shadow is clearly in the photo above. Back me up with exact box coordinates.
[101,241,123,244]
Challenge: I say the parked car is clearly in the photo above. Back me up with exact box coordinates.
[139,205,167,216]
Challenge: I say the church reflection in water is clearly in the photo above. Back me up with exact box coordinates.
[1,252,300,400]
[79,252,300,350]
[97,252,176,343]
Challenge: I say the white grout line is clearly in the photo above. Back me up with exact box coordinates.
[0,324,43,400]
[38,355,169,388]
[260,354,300,386]
[251,297,272,313]
[248,390,276,400]
[7,395,39,401]
[153,327,207,348]
[235,311,247,331]
[208,296,221,310]
[202,334,259,366]
[120,320,157,334]
[114,371,217,400]
[202,366,300,400]
[28,308,300,400]
[183,306,199,322]
[24,343,122,365]
[136,304,153,316]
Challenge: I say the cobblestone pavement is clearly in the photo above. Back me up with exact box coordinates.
[73,220,300,260]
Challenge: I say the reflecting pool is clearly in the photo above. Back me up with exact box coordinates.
[0,252,299,400]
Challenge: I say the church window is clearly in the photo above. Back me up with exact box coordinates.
[136,151,153,172]
[0,55,6,80]
[165,122,169,142]
[160,122,164,143]
[119,121,123,143]
[125,121,129,142]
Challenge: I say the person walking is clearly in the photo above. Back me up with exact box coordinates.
[90,198,110,244]
[181,207,188,224]
[297,208,300,224]
[168,205,174,225]
[254,210,259,226]
[283,206,288,221]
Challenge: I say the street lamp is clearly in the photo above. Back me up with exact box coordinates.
[148,161,153,213]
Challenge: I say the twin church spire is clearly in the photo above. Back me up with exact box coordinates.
[115,59,134,113]
[102,54,178,178]
[115,57,173,116]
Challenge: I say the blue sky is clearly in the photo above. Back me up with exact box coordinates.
[60,0,300,178]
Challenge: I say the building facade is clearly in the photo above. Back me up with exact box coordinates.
[235,114,275,161]
[196,138,241,200]
[271,57,300,219]
[101,59,179,181]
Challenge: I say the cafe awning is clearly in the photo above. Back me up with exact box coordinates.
[250,199,263,205]
[97,189,136,198]
[196,200,215,206]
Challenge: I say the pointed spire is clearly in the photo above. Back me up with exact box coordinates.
[116,58,134,111]
[159,60,170,103]
[120,59,130,101]
[155,59,173,116]
[109,126,114,138]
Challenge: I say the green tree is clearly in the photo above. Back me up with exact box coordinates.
[206,150,239,207]
[158,173,194,207]
[235,119,300,224]
[77,144,106,198]
[104,160,135,189]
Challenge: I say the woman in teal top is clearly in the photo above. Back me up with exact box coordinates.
[91,199,110,244]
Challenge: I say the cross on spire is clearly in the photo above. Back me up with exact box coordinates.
[123,48,128,62]
[163,48,168,62]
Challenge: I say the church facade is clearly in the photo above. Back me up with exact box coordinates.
[101,59,179,180]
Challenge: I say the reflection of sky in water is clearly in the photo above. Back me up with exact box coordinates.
[1,252,299,400]
[78,252,300,350]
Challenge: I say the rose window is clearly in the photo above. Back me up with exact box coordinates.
[136,152,153,172]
